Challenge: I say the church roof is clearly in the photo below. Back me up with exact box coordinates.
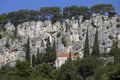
[58,53,78,59]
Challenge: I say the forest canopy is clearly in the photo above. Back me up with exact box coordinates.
[0,4,117,26]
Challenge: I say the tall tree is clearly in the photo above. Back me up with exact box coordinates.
[109,41,120,64]
[45,37,52,63]
[45,38,57,64]
[32,54,35,67]
[51,40,57,64]
[35,48,45,65]
[25,37,30,63]
[84,28,90,57]
[92,30,100,57]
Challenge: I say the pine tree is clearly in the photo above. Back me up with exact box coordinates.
[84,28,90,57]
[32,54,35,67]
[25,37,30,63]
[92,30,100,57]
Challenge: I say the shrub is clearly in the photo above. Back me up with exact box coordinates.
[61,35,67,46]
[109,34,113,40]
[57,32,61,37]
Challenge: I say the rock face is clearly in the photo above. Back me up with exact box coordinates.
[0,14,120,67]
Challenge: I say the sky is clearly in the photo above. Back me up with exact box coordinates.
[0,0,120,15]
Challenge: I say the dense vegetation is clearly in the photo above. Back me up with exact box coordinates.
[0,3,120,80]
[0,45,120,80]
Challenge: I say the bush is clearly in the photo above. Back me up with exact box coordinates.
[109,34,113,40]
[57,32,61,37]
[61,35,67,46]
[116,24,120,28]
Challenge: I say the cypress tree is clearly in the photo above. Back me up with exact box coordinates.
[45,38,57,64]
[45,37,52,63]
[92,30,100,56]
[25,37,30,63]
[109,41,120,64]
[109,41,118,56]
[14,26,18,38]
[32,54,35,67]
[35,48,42,65]
[52,40,57,64]
[84,28,90,57]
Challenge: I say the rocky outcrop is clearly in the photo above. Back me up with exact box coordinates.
[0,14,120,67]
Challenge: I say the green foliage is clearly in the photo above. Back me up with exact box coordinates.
[40,6,61,22]
[109,34,114,40]
[0,65,15,80]
[51,13,63,24]
[108,11,116,18]
[57,58,77,80]
[92,30,100,57]
[35,49,45,65]
[84,28,90,57]
[14,27,18,38]
[116,24,120,28]
[91,4,114,15]
[1,55,120,80]
[45,38,57,64]
[0,4,117,26]
[15,60,32,79]
[57,32,61,37]
[52,40,57,64]
[76,57,103,79]
[61,35,67,46]
[109,41,120,64]
[109,63,120,79]
[25,37,30,63]
[5,41,10,48]
[34,63,53,79]
[93,66,110,80]
[32,54,35,67]
[63,5,78,19]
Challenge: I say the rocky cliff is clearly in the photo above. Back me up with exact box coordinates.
[0,14,120,67]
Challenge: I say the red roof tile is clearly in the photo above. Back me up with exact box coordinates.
[58,53,78,59]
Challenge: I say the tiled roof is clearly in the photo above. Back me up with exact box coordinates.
[58,53,69,57]
[58,53,78,59]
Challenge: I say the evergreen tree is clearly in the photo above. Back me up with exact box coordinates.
[45,38,57,64]
[45,37,52,63]
[51,40,57,64]
[32,54,35,67]
[13,27,18,39]
[35,48,45,65]
[92,30,100,57]
[57,58,77,80]
[109,41,120,64]
[84,28,90,57]
[25,37,30,63]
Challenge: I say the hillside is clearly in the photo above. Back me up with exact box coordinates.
[0,13,120,67]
